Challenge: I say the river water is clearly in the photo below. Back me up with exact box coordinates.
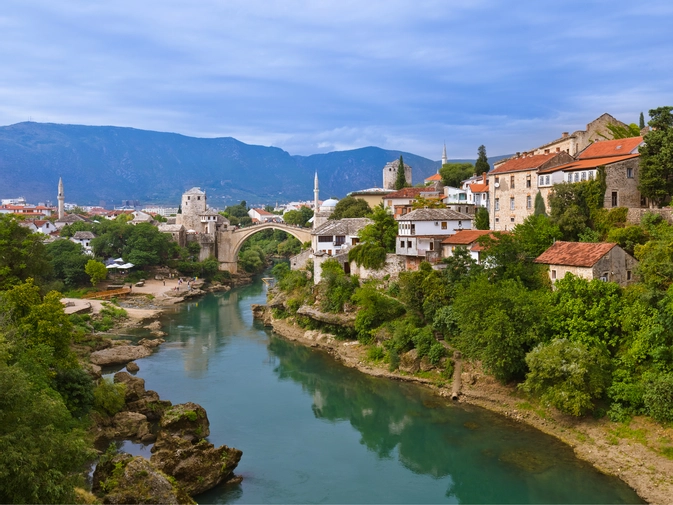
[130,279,642,504]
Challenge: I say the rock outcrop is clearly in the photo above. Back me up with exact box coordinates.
[296,305,356,327]
[90,345,153,366]
[150,402,242,495]
[93,453,195,505]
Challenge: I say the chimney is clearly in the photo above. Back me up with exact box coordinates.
[561,132,569,138]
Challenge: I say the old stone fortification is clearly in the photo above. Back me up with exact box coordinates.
[383,159,412,189]
[603,158,643,209]
[627,207,673,224]
[349,253,405,281]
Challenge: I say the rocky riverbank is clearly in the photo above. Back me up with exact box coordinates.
[78,314,243,502]
[254,305,673,505]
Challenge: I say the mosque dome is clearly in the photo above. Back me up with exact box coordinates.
[320,198,339,211]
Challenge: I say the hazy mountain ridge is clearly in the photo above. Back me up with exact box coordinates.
[0,122,505,206]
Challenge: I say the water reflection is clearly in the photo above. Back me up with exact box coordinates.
[266,336,641,504]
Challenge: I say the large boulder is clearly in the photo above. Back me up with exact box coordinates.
[151,434,242,496]
[160,402,210,441]
[90,345,152,366]
[109,411,152,440]
[399,349,420,374]
[93,453,194,504]
[126,391,172,422]
[113,371,146,402]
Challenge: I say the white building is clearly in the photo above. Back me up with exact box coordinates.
[71,231,96,255]
[396,208,472,270]
[311,218,372,256]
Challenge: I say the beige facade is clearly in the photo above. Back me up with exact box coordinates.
[349,189,393,209]
[531,113,627,156]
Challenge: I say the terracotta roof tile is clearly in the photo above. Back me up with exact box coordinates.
[491,153,563,175]
[469,183,488,193]
[534,241,617,267]
[397,208,471,221]
[577,137,643,159]
[425,173,442,182]
[441,230,494,245]
[538,154,640,174]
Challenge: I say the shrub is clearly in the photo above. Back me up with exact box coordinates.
[53,367,95,418]
[93,378,126,416]
[367,346,385,362]
[644,372,673,423]
[427,342,446,365]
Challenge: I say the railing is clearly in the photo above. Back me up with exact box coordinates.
[83,288,131,300]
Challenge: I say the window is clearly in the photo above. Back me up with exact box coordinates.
[441,222,447,230]
[407,241,412,248]
[335,236,345,246]
[627,270,632,281]
[429,242,434,251]
[458,221,462,228]
[588,171,594,180]
[574,173,579,182]
[539,176,544,186]
[641,196,648,207]
[612,192,618,207]
[400,241,405,248]
[510,217,515,223]
[527,195,532,209]
[510,176,515,189]
[551,269,557,280]
[352,238,359,245]
[495,177,500,184]
[526,175,531,188]
[411,224,415,234]
[197,196,201,200]
[318,236,332,243]
[581,172,586,181]
[627,167,634,178]
[600,273,608,282]
[495,217,500,223]
[387,200,392,206]
[545,175,550,185]
[495,198,500,211]
[510,197,515,210]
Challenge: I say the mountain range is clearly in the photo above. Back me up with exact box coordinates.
[0,122,506,207]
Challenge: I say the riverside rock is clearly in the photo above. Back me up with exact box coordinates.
[114,371,147,402]
[90,345,152,366]
[126,361,140,373]
[399,349,420,374]
[159,402,210,441]
[151,433,242,496]
[93,453,195,505]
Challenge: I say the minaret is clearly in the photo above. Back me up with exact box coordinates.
[442,143,448,166]
[57,177,65,220]
[313,172,320,229]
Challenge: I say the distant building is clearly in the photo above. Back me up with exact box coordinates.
[383,159,412,190]
[311,217,372,256]
[71,231,96,255]
[383,187,442,218]
[534,241,638,287]
[440,229,497,263]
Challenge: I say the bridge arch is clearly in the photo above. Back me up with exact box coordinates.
[217,223,312,273]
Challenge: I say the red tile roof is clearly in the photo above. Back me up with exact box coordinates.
[534,241,617,267]
[538,154,640,174]
[577,137,643,159]
[491,153,562,175]
[386,187,439,199]
[425,173,442,182]
[441,230,494,245]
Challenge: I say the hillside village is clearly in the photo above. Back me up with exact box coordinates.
[1,112,668,287]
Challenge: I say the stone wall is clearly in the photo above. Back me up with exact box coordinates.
[604,158,643,209]
[290,248,313,270]
[383,160,412,190]
[627,208,673,225]
[349,254,405,281]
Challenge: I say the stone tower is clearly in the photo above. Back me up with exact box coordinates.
[442,143,448,166]
[57,177,65,219]
[176,187,207,231]
[382,159,412,190]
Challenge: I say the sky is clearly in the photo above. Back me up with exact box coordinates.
[1,0,672,160]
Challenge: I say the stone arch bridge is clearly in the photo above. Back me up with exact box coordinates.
[216,222,312,273]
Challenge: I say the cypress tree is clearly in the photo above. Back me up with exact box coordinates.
[395,155,407,190]
[639,112,646,130]
[534,191,546,216]
[475,207,489,230]
[475,145,489,176]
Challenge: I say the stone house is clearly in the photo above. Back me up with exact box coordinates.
[530,113,627,157]
[534,241,638,287]
[488,151,573,231]
[158,224,187,248]
[383,187,442,218]
[71,231,96,255]
[248,208,279,223]
[396,208,472,270]
[348,188,393,209]
[440,229,496,263]
[311,217,372,257]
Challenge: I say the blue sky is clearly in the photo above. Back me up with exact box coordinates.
[1,1,672,159]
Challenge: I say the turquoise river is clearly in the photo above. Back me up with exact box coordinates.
[123,278,642,504]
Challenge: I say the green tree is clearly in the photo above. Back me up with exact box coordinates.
[351,283,405,343]
[46,240,89,288]
[439,163,474,188]
[533,191,546,216]
[330,196,372,220]
[283,207,313,227]
[319,259,359,313]
[639,112,646,130]
[85,259,108,287]
[512,214,561,258]
[238,246,266,273]
[411,196,445,210]
[638,106,673,207]
[395,155,407,190]
[348,206,397,270]
[475,145,489,176]
[598,123,642,140]
[452,276,549,382]
[477,232,546,289]
[522,338,611,416]
[548,172,606,241]
[0,215,51,290]
[474,207,489,230]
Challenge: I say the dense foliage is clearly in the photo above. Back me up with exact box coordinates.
[439,163,475,188]
[639,106,673,207]
[475,145,489,176]
[348,205,397,270]
[329,196,372,220]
